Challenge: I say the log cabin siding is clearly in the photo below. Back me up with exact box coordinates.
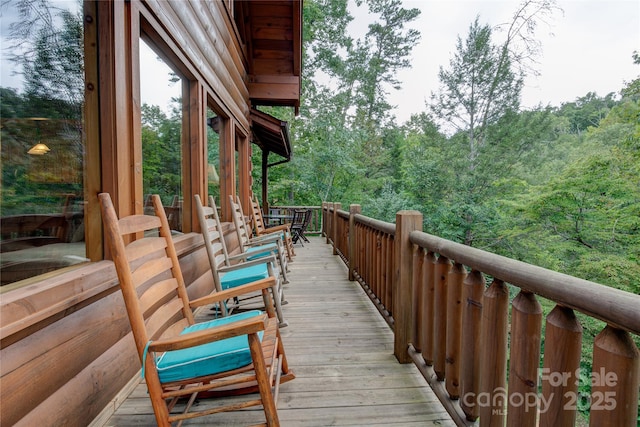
[0,232,235,426]
[142,0,250,128]
[1,0,300,423]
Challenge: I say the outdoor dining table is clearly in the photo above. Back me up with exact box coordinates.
[264,214,293,226]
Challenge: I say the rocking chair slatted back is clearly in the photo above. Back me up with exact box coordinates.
[99,192,294,426]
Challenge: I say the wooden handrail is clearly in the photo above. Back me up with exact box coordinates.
[353,213,396,235]
[409,230,640,334]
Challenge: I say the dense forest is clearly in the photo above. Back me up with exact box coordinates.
[258,0,639,301]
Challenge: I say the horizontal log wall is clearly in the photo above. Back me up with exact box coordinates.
[0,233,214,426]
[1,227,242,426]
[322,203,640,427]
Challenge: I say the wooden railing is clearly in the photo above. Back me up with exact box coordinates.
[322,202,640,427]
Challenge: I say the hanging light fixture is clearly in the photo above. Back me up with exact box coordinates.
[27,117,51,155]
[27,142,51,155]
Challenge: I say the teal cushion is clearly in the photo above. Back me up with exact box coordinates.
[155,310,264,383]
[220,262,270,289]
[246,243,277,260]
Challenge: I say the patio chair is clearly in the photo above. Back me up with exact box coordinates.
[250,196,295,260]
[194,194,288,326]
[229,196,291,280]
[291,209,312,245]
[98,193,293,427]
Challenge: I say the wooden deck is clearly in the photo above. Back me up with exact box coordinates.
[102,236,455,426]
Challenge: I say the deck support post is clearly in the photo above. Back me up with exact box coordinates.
[393,210,422,363]
[348,204,361,281]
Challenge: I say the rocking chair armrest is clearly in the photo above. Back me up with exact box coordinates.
[148,314,268,352]
[189,276,277,308]
[227,251,260,262]
[246,233,281,245]
[260,223,290,233]
[218,256,277,271]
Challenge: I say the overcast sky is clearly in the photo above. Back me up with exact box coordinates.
[364,0,640,123]
[2,0,638,125]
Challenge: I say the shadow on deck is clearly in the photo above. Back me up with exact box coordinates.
[103,236,455,426]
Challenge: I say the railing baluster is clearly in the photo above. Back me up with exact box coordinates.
[384,235,393,314]
[589,325,640,427]
[364,226,371,290]
[413,247,425,352]
[460,269,484,421]
[332,202,340,254]
[507,291,542,427]
[479,279,509,426]
[446,262,467,399]
[540,305,582,427]
[422,251,437,366]
[375,231,380,305]
[434,255,451,381]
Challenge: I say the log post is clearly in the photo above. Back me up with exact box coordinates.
[332,202,341,254]
[539,305,582,427]
[478,279,509,426]
[460,269,484,421]
[348,204,361,281]
[589,325,639,427]
[507,291,542,427]
[421,251,437,366]
[393,210,422,363]
[433,255,452,380]
[445,262,467,399]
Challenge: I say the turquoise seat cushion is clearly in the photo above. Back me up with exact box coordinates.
[155,310,264,383]
[246,243,277,261]
[220,262,270,290]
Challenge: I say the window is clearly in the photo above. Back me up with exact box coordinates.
[140,39,183,231]
[207,108,221,204]
[0,1,87,287]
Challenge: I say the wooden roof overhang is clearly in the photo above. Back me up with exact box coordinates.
[236,0,302,113]
[250,108,291,162]
[235,0,301,206]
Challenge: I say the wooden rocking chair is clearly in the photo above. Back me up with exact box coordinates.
[194,194,288,327]
[99,193,293,426]
[250,196,295,260]
[229,195,289,283]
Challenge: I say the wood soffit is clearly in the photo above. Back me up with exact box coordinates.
[239,0,302,111]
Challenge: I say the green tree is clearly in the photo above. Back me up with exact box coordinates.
[556,92,618,135]
[141,104,182,203]
[351,0,420,128]
[497,99,639,291]
[428,0,560,245]
[290,0,420,206]
[431,17,522,168]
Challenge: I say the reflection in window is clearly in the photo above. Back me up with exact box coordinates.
[206,108,221,204]
[0,1,87,287]
[140,39,183,231]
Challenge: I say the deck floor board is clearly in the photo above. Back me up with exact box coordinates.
[103,236,455,426]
